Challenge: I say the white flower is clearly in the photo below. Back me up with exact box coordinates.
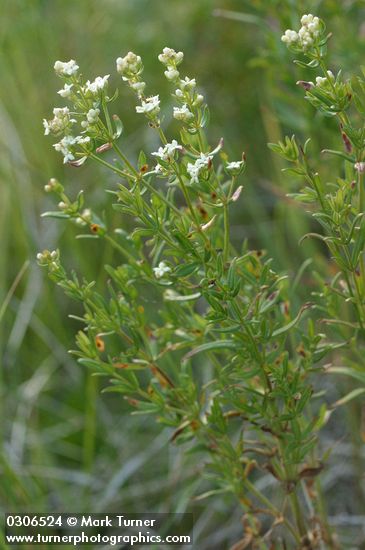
[136,95,160,116]
[298,27,313,47]
[86,108,100,124]
[315,73,332,86]
[282,14,321,50]
[37,249,59,264]
[315,76,327,86]
[81,108,99,130]
[74,135,90,145]
[164,68,180,81]
[54,59,79,77]
[315,71,334,86]
[44,178,58,192]
[85,75,109,95]
[281,29,299,45]
[53,135,76,163]
[43,119,51,135]
[53,134,89,164]
[151,140,182,161]
[300,14,319,28]
[173,104,193,122]
[226,161,243,170]
[116,52,142,77]
[193,94,204,106]
[53,107,69,117]
[187,153,213,184]
[81,208,92,221]
[179,77,196,90]
[57,83,73,98]
[153,163,163,173]
[225,160,245,176]
[153,261,171,279]
[43,107,75,135]
[130,81,146,96]
[158,47,184,67]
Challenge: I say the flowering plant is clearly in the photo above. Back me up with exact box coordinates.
[38,27,363,547]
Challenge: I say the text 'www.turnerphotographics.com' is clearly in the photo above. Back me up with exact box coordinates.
[5,513,194,546]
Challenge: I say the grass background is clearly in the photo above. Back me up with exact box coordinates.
[1,0,365,547]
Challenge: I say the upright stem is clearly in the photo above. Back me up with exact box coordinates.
[83,375,97,472]
[357,169,365,297]
[223,177,236,263]
[244,479,301,543]
[175,171,211,248]
[112,142,139,176]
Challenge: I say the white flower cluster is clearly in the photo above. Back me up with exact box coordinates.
[151,140,182,161]
[225,160,245,176]
[116,51,142,78]
[157,47,205,125]
[187,153,213,184]
[43,107,75,136]
[57,83,73,98]
[226,161,242,170]
[81,108,100,129]
[173,104,194,122]
[158,47,184,81]
[54,59,79,77]
[135,95,160,117]
[173,79,204,122]
[281,14,321,49]
[116,52,146,97]
[45,59,116,166]
[53,135,90,164]
[85,75,109,95]
[315,70,334,86]
[116,51,162,121]
[153,261,171,279]
[87,108,100,123]
[36,249,59,269]
[44,178,59,193]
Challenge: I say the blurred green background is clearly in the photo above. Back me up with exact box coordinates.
[2,0,365,548]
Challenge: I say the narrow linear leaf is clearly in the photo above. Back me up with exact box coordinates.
[272,303,313,337]
[330,388,365,410]
[183,340,237,362]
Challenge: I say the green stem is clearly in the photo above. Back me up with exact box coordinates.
[112,142,139,175]
[104,234,136,263]
[82,375,97,472]
[89,152,129,178]
[289,489,307,538]
[197,129,205,152]
[175,171,210,248]
[244,479,301,543]
[357,169,365,298]
[223,177,236,263]
[158,127,168,145]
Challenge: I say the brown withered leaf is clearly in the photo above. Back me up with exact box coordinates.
[170,419,191,442]
[299,463,324,479]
